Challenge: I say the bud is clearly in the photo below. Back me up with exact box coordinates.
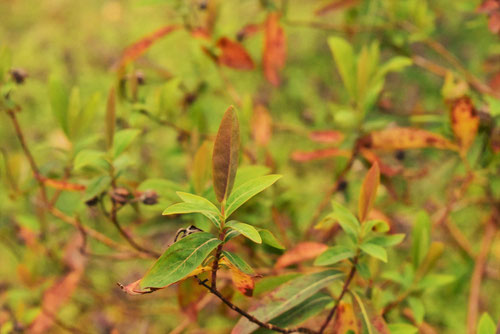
[110,187,130,205]
[85,196,99,207]
[140,190,158,205]
[10,68,28,84]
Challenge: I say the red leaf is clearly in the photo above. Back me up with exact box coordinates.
[489,11,500,34]
[275,242,328,269]
[477,0,500,13]
[237,23,262,41]
[309,130,344,144]
[216,37,255,70]
[291,148,351,162]
[315,0,360,16]
[263,13,286,86]
[115,25,179,70]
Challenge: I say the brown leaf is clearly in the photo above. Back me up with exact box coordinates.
[106,87,116,150]
[216,37,255,70]
[212,106,240,203]
[252,104,272,146]
[309,130,344,144]
[358,162,380,222]
[221,258,255,297]
[358,127,458,151]
[450,96,479,155]
[29,234,86,334]
[263,13,286,86]
[115,25,179,70]
[37,176,86,192]
[332,302,359,334]
[291,148,351,162]
[315,0,360,16]
[275,242,328,269]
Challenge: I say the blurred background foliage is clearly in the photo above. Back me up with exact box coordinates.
[0,0,499,333]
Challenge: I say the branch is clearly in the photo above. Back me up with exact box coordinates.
[195,277,318,334]
[318,257,358,333]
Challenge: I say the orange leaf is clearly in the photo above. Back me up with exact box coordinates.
[315,0,360,16]
[359,149,402,177]
[358,127,458,151]
[115,25,179,70]
[38,176,86,191]
[450,96,479,155]
[291,148,351,162]
[212,106,240,203]
[358,162,380,222]
[275,242,328,269]
[220,258,255,297]
[263,13,286,86]
[309,130,344,144]
[332,302,359,334]
[216,37,255,70]
[237,23,262,41]
[251,104,272,146]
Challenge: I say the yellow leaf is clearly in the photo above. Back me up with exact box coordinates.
[220,258,254,297]
[333,302,359,334]
[450,96,479,156]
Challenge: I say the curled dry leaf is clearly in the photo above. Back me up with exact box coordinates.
[275,242,328,269]
[358,162,380,223]
[291,148,351,162]
[216,37,255,70]
[213,106,240,203]
[315,0,360,16]
[308,130,344,144]
[251,104,272,146]
[263,12,286,86]
[37,176,86,191]
[114,25,179,70]
[220,258,255,297]
[357,127,458,151]
[450,96,479,155]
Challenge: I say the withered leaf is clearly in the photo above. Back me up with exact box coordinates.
[450,96,479,155]
[220,258,254,297]
[213,106,240,203]
[216,37,255,70]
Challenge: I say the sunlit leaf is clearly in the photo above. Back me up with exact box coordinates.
[358,162,380,222]
[314,245,354,266]
[360,242,387,262]
[477,313,496,334]
[225,174,281,218]
[212,106,240,203]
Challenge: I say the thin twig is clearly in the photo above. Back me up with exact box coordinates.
[196,277,317,334]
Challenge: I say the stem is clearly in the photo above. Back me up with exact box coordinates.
[318,257,358,333]
[196,277,317,334]
[211,203,226,289]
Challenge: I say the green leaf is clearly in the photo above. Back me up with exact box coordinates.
[328,36,356,99]
[73,92,100,139]
[259,229,285,249]
[112,129,141,158]
[106,87,116,150]
[366,234,405,247]
[67,87,81,139]
[222,251,254,275]
[225,175,282,218]
[477,313,496,334]
[375,56,412,81]
[139,232,221,290]
[212,106,240,203]
[314,245,354,266]
[412,211,431,269]
[361,219,390,236]
[232,270,343,334]
[226,221,262,244]
[328,201,360,238]
[233,165,271,188]
[163,195,222,229]
[48,75,69,136]
[253,293,333,333]
[408,297,425,325]
[74,149,106,170]
[360,242,387,262]
[83,175,112,201]
[387,323,418,334]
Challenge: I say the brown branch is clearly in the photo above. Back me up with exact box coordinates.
[318,257,358,333]
[466,216,497,334]
[196,277,318,334]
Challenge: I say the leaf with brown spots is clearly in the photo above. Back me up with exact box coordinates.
[275,242,328,269]
[213,106,240,203]
[450,96,479,155]
[358,162,380,223]
[220,258,255,297]
[357,127,458,151]
[291,148,351,162]
[114,25,179,70]
[332,302,359,334]
[216,37,255,70]
[263,13,286,86]
[251,104,272,146]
